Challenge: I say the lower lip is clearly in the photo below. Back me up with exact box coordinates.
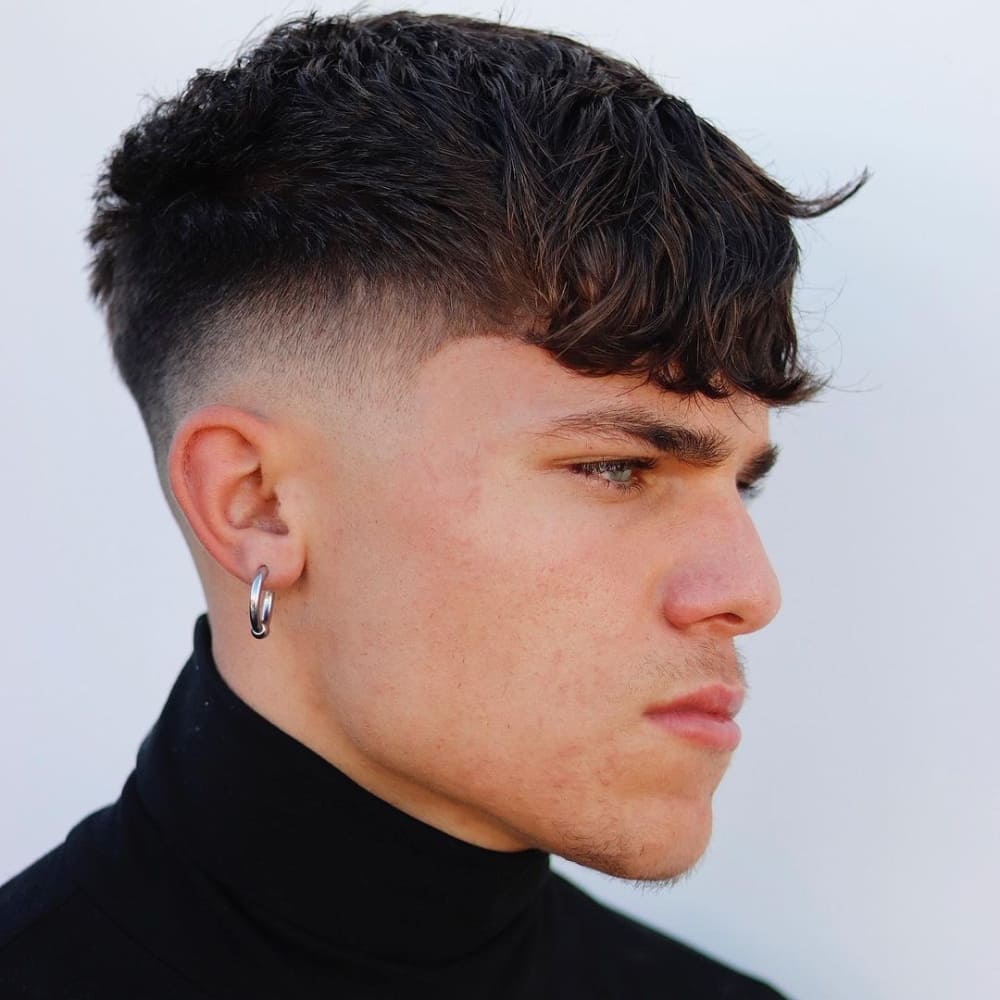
[646,710,742,751]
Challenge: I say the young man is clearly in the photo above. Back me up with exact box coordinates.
[0,11,863,998]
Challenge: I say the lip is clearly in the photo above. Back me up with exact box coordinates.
[644,684,745,752]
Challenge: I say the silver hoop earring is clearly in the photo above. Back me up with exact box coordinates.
[249,565,274,639]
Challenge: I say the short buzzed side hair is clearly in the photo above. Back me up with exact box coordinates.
[87,10,865,465]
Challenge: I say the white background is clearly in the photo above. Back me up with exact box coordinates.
[2,2,997,998]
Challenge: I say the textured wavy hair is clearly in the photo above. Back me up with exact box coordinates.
[88,11,866,464]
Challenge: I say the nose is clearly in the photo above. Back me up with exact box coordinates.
[658,499,782,637]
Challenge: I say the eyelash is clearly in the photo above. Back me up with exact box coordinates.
[568,458,658,494]
[568,458,763,500]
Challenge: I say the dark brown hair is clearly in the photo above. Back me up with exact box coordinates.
[88,10,866,461]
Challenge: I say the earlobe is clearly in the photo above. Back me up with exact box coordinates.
[167,405,305,591]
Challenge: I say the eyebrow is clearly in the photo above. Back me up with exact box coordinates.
[537,404,780,487]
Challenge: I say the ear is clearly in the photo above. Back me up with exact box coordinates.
[167,405,306,591]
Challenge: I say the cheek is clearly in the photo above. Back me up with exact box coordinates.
[411,490,627,683]
[320,468,640,765]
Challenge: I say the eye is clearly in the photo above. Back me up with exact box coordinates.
[737,481,763,502]
[568,458,657,494]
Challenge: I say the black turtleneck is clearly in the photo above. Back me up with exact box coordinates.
[0,615,787,999]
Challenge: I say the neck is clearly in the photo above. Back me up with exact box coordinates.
[136,614,551,962]
[207,600,531,853]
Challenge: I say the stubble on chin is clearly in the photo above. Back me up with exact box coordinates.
[543,808,714,885]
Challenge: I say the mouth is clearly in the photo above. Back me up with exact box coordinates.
[644,684,745,752]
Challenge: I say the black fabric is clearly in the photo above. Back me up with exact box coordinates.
[0,615,788,999]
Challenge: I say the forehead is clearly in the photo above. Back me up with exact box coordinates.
[403,336,770,446]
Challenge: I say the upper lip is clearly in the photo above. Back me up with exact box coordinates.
[645,684,746,720]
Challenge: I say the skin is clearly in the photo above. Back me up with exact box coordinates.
[168,335,781,882]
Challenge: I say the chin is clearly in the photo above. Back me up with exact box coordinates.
[547,795,716,883]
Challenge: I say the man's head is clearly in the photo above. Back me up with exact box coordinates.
[88,12,863,881]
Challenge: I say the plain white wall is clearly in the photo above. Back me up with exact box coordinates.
[2,2,997,998]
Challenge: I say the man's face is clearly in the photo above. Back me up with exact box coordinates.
[294,336,781,881]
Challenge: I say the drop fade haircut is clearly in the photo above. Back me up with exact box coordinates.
[88,10,866,468]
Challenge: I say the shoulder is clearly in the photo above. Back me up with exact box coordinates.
[541,873,790,1000]
[0,819,210,999]
[0,839,76,950]
[0,837,103,997]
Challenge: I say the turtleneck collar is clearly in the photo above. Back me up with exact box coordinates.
[134,614,551,964]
